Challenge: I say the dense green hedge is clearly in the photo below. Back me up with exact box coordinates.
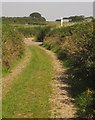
[43,20,94,118]
[2,23,24,75]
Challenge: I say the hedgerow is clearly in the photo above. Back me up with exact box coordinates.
[2,23,24,75]
[43,20,95,118]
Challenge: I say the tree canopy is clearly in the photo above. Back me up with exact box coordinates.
[69,15,85,22]
[29,12,46,24]
[29,12,42,18]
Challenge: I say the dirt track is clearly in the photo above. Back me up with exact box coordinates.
[3,38,76,118]
[25,38,77,118]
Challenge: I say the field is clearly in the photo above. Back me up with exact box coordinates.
[2,18,95,118]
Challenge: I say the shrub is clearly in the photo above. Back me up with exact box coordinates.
[2,23,24,74]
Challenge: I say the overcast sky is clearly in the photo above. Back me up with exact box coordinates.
[2,2,93,21]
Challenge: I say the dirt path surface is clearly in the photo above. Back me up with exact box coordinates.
[24,38,42,46]
[24,38,77,118]
[49,55,77,118]
[39,45,76,118]
[3,38,76,118]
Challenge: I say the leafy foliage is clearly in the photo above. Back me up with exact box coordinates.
[17,25,51,42]
[29,12,41,18]
[2,15,46,25]
[2,23,24,74]
[43,20,94,118]
[17,26,40,38]
[76,90,94,118]
[69,15,85,22]
[35,26,51,42]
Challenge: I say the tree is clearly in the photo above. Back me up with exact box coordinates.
[69,15,85,22]
[29,12,46,24]
[56,19,61,22]
[29,12,41,18]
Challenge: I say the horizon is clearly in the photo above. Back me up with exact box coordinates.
[2,15,93,22]
[2,2,93,21]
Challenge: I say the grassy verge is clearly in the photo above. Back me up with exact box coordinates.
[2,45,53,118]
[2,51,25,77]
